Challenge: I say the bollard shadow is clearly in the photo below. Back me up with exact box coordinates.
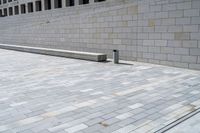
[118,62,134,66]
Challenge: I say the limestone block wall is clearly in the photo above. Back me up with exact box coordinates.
[0,0,200,70]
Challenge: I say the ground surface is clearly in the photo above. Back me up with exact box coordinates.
[0,49,200,133]
[167,112,200,133]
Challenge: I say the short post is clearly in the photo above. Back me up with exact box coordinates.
[113,50,119,64]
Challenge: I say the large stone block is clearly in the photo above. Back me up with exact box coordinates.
[0,44,107,62]
[190,48,200,56]
[174,32,190,40]
[181,55,197,63]
[175,48,189,55]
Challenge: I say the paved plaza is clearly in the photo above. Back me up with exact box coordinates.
[0,49,200,133]
[167,112,200,133]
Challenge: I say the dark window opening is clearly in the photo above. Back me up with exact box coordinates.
[35,0,42,11]
[44,0,51,10]
[55,0,62,8]
[28,2,33,13]
[94,0,105,2]
[3,8,7,16]
[21,4,26,14]
[14,6,19,15]
[3,0,7,4]
[0,9,2,17]
[79,0,89,5]
[66,0,74,6]
[9,7,13,16]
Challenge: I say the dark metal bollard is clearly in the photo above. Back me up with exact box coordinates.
[113,50,119,64]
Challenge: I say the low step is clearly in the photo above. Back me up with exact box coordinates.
[0,44,107,62]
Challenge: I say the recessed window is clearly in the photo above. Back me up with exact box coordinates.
[8,7,13,16]
[44,0,51,10]
[21,4,26,14]
[66,0,74,6]
[8,0,12,2]
[14,6,19,15]
[36,0,42,11]
[28,2,33,13]
[94,0,105,2]
[3,8,7,16]
[3,0,7,4]
[79,0,89,5]
[54,0,62,8]
[0,9,2,17]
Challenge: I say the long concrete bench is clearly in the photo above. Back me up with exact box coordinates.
[0,44,107,62]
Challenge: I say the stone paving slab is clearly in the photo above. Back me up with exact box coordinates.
[166,112,200,133]
[0,49,200,133]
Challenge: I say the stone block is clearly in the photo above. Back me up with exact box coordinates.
[148,47,161,53]
[128,5,138,15]
[190,48,200,56]
[198,56,200,63]
[155,26,168,32]
[184,9,200,17]
[176,17,191,25]
[174,48,189,55]
[162,4,176,11]
[191,33,200,40]
[181,55,197,63]
[173,62,189,68]
[191,17,200,24]
[168,54,181,62]
[150,5,162,12]
[155,12,168,19]
[155,40,167,47]
[137,46,148,52]
[183,25,198,32]
[149,33,161,40]
[177,2,192,10]
[174,32,190,40]
[182,41,198,48]
[161,47,174,54]
[169,10,183,18]
[189,64,200,70]
[0,44,107,62]
[143,40,154,46]
[160,61,173,66]
[168,26,182,32]
[143,53,154,59]
[168,41,182,48]
[148,19,155,27]
[162,18,175,25]
[154,53,167,60]
[162,33,174,40]
[192,0,200,9]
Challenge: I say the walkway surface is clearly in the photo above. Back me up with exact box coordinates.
[167,112,200,133]
[0,49,200,133]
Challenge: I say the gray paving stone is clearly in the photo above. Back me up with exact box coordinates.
[0,49,200,133]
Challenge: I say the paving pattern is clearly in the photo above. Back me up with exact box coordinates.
[167,112,200,133]
[0,49,200,133]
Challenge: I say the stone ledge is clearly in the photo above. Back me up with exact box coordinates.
[0,44,107,62]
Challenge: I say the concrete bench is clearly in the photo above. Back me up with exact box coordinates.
[0,44,107,62]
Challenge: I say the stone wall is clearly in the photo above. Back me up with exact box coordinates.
[0,0,200,70]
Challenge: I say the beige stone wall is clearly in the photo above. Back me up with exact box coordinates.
[0,0,200,70]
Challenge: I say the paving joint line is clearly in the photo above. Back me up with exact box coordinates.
[155,107,200,133]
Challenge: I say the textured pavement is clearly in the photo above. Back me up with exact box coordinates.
[167,112,200,133]
[0,49,200,133]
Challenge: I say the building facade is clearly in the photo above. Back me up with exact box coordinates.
[0,0,200,70]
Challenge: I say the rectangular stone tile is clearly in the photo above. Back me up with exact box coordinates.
[64,124,88,133]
